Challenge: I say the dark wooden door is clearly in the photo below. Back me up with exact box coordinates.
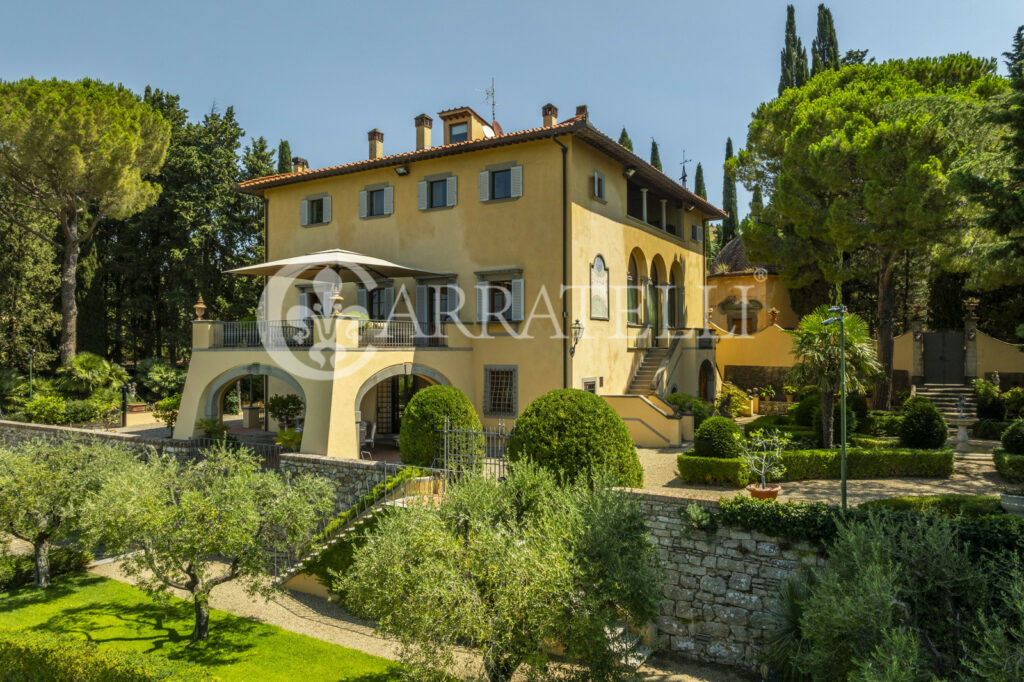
[923,331,965,384]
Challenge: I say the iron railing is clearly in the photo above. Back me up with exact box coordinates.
[211,320,314,349]
[434,417,510,479]
[358,319,447,348]
[182,437,283,471]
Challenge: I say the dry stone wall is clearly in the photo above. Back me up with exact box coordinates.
[277,452,389,514]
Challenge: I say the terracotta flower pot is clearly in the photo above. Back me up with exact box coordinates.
[746,484,781,500]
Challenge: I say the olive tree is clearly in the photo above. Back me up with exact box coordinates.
[0,438,135,587]
[340,464,662,682]
[85,443,332,641]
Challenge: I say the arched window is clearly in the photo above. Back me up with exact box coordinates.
[668,270,678,329]
[627,255,639,324]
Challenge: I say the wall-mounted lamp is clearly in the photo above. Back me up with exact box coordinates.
[623,166,637,178]
[569,319,584,357]
[394,165,410,176]
[685,203,696,212]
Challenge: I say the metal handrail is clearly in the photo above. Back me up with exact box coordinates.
[358,319,447,348]
[211,320,314,349]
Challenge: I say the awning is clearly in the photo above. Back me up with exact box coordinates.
[225,249,440,281]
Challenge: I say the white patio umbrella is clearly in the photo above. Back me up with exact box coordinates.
[224,249,440,282]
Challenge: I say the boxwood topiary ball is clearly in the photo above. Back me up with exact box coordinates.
[399,385,481,467]
[693,416,743,459]
[899,397,949,449]
[1003,419,1024,455]
[507,389,642,487]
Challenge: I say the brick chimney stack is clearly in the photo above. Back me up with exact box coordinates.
[415,114,432,150]
[291,156,309,173]
[542,103,558,127]
[368,129,384,160]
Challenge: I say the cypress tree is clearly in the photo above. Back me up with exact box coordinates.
[811,4,840,75]
[618,127,633,152]
[779,5,809,95]
[721,138,739,244]
[694,163,706,199]
[277,139,292,174]
[750,185,764,219]
[650,138,662,171]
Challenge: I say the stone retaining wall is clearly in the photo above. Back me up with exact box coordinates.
[635,492,825,671]
[278,453,389,514]
[0,420,193,458]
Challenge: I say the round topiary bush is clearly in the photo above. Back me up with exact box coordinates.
[811,401,858,446]
[399,385,481,467]
[792,387,822,427]
[1003,419,1024,455]
[666,392,711,429]
[899,397,949,449]
[506,389,641,487]
[693,416,743,459]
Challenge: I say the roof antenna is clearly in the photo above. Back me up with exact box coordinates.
[679,149,693,188]
[477,77,496,123]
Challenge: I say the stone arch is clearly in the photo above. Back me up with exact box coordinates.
[699,359,717,403]
[354,363,451,414]
[669,259,685,329]
[202,363,306,418]
[627,248,648,325]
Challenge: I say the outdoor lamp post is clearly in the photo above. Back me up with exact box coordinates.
[823,305,848,509]
[569,319,584,357]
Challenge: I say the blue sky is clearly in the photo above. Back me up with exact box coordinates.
[2,0,1019,219]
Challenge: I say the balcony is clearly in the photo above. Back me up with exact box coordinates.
[209,320,313,349]
[358,319,448,348]
[194,317,448,351]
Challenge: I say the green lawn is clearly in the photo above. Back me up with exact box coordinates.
[0,573,401,681]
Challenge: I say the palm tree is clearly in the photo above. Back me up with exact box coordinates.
[786,306,881,448]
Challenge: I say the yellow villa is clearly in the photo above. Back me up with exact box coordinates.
[174,103,725,457]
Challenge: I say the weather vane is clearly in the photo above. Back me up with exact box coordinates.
[477,77,497,123]
[679,149,692,187]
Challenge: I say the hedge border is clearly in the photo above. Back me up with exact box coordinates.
[994,448,1024,484]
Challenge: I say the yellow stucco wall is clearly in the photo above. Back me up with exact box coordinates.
[977,332,1024,379]
[707,272,798,332]
[714,324,796,376]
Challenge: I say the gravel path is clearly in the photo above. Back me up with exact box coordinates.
[638,440,1004,506]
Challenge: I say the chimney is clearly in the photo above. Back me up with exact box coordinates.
[541,103,558,127]
[291,156,309,173]
[368,129,384,160]
[575,104,588,120]
[415,114,432,150]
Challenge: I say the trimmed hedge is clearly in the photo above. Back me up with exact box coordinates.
[677,454,749,487]
[743,414,790,437]
[994,448,1024,484]
[507,389,642,487]
[665,392,711,429]
[1003,419,1024,455]
[861,411,903,437]
[972,419,1014,441]
[0,627,211,681]
[0,548,92,591]
[848,435,899,449]
[693,416,743,459]
[677,447,954,488]
[399,385,481,467]
[899,398,949,449]
[860,494,1003,517]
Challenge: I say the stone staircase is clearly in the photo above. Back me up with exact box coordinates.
[627,347,670,395]
[914,383,976,422]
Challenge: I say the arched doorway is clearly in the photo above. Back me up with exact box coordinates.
[698,360,716,403]
[354,364,451,458]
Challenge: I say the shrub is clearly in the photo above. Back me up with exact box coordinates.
[847,393,869,424]
[860,494,1003,517]
[665,392,710,429]
[64,398,99,424]
[810,401,857,445]
[54,352,128,399]
[899,398,948,449]
[399,385,481,468]
[676,454,749,486]
[507,389,641,486]
[195,417,227,439]
[1004,419,1024,455]
[153,393,180,429]
[781,447,953,480]
[994,448,1024,484]
[1004,387,1024,419]
[743,414,790,437]
[692,416,743,459]
[861,411,903,437]
[848,435,899,449]
[276,428,302,452]
[792,387,821,427]
[742,429,789,489]
[0,547,92,591]
[716,381,750,416]
[0,627,211,681]
[135,357,187,402]
[974,376,1007,420]
[266,393,303,429]
[24,394,67,424]
[972,419,1013,440]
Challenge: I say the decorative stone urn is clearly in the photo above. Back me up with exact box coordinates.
[1001,491,1024,517]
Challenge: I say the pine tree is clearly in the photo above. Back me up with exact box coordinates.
[694,163,706,199]
[811,4,840,75]
[277,139,292,174]
[779,5,810,95]
[649,138,662,171]
[720,138,739,244]
[618,127,633,152]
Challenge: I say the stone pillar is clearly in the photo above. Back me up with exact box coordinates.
[641,188,648,224]
[660,198,668,230]
[911,318,925,386]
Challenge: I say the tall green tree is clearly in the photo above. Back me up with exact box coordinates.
[749,185,764,219]
[736,56,1005,408]
[720,138,739,244]
[811,4,840,75]
[779,4,809,95]
[0,79,170,364]
[276,139,291,174]
[694,162,707,198]
[650,138,662,171]
[786,306,880,448]
[618,127,633,152]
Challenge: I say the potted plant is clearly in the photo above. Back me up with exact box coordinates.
[783,384,799,403]
[742,428,789,500]
[1001,487,1024,517]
